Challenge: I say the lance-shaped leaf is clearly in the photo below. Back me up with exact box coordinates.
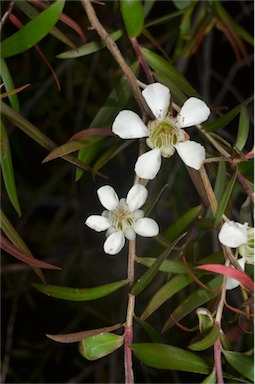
[0,58,20,112]
[162,276,222,332]
[121,0,144,38]
[133,315,162,343]
[136,257,190,274]
[0,120,21,216]
[1,0,65,58]
[0,235,61,270]
[33,279,129,301]
[79,333,124,361]
[188,324,220,351]
[201,368,216,384]
[214,168,237,227]
[46,323,123,343]
[196,264,254,292]
[222,350,254,382]
[141,48,200,104]
[57,30,122,59]
[235,105,250,151]
[141,274,193,320]
[131,234,185,296]
[131,343,210,374]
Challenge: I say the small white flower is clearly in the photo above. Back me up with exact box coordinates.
[218,221,254,290]
[112,82,210,180]
[218,221,249,248]
[85,184,159,255]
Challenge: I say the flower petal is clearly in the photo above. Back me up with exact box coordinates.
[177,97,210,128]
[126,184,148,211]
[85,215,111,232]
[135,148,162,180]
[133,218,159,237]
[226,257,245,290]
[112,110,148,139]
[175,140,205,170]
[103,231,125,255]
[97,185,119,211]
[124,228,136,241]
[218,221,248,248]
[142,83,170,120]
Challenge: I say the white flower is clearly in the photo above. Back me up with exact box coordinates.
[218,221,254,289]
[112,82,210,180]
[85,184,159,255]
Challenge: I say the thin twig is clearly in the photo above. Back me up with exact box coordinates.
[81,0,152,118]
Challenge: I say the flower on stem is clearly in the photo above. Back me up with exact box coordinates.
[85,184,159,255]
[218,220,254,289]
[112,82,210,180]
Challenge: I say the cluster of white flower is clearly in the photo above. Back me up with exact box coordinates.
[85,82,254,286]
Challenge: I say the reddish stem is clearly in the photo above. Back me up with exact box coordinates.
[214,337,224,384]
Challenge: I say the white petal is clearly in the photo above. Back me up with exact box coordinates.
[112,110,148,139]
[219,221,248,248]
[177,97,210,127]
[175,140,205,170]
[133,218,159,237]
[85,215,111,232]
[135,148,162,180]
[142,83,170,120]
[226,257,245,290]
[124,228,136,241]
[126,184,148,211]
[103,231,125,255]
[97,185,119,211]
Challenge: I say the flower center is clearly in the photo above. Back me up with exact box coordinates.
[147,117,186,157]
[110,200,134,232]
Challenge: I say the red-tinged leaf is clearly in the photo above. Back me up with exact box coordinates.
[68,128,114,142]
[0,235,61,270]
[0,83,31,100]
[27,0,86,43]
[46,323,123,343]
[196,264,254,292]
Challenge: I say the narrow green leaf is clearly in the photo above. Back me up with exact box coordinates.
[206,162,226,219]
[79,333,124,361]
[0,58,19,112]
[201,368,216,384]
[162,205,201,244]
[189,324,220,351]
[1,0,65,58]
[136,257,190,274]
[0,119,21,215]
[203,96,253,131]
[141,274,193,320]
[33,279,129,301]
[121,0,144,38]
[144,5,194,28]
[133,314,162,343]
[141,48,200,104]
[215,168,237,227]
[222,350,254,381]
[131,343,210,374]
[235,105,250,150]
[14,0,76,50]
[57,30,122,59]
[162,276,222,332]
[131,234,185,296]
